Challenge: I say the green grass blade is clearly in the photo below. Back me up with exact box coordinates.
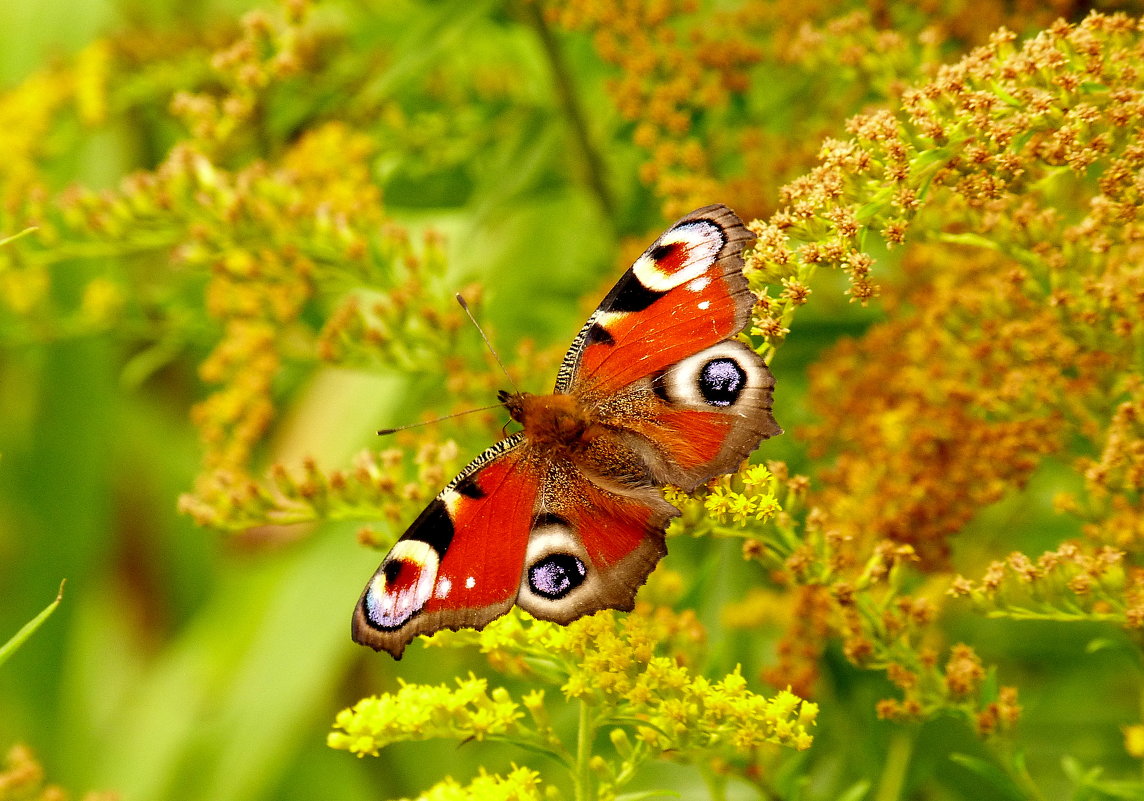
[0,580,65,668]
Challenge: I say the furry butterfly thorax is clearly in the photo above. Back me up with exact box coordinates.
[353,204,781,658]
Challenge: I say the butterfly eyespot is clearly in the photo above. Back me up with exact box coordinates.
[363,540,440,631]
[527,552,588,600]
[382,559,408,584]
[652,341,765,412]
[518,519,598,613]
[630,220,724,293]
[698,358,746,407]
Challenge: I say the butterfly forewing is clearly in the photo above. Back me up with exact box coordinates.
[554,205,756,395]
[353,434,537,658]
[559,204,780,490]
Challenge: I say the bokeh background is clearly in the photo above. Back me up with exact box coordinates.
[3,1,1144,799]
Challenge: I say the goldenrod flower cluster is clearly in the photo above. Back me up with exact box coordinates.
[543,2,1089,221]
[950,544,1141,626]
[479,608,816,754]
[329,675,525,757]
[730,13,1144,739]
[331,607,815,798]
[178,441,459,532]
[662,462,807,571]
[0,2,487,531]
[391,767,544,801]
[702,464,782,526]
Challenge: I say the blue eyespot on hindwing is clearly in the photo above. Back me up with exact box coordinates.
[697,358,746,407]
[527,552,588,600]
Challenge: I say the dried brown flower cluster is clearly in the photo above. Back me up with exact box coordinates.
[542,1,1107,222]
[733,12,1144,730]
[0,744,113,801]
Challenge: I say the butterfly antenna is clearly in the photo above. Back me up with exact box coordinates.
[377,403,503,436]
[456,293,520,395]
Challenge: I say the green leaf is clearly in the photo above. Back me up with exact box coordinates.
[1064,755,1144,800]
[948,753,1026,801]
[990,82,1022,107]
[605,717,673,739]
[616,791,681,801]
[0,580,65,668]
[835,780,872,801]
[479,736,572,769]
[1081,781,1144,801]
[1063,754,1104,784]
[1084,637,1144,669]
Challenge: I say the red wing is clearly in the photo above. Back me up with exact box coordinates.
[554,204,756,396]
[514,461,677,624]
[554,206,781,490]
[352,432,677,657]
[352,433,539,659]
[625,408,734,472]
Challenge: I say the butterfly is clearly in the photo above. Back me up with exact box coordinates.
[352,204,781,658]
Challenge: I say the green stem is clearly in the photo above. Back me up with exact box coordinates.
[521,0,615,221]
[0,227,38,247]
[999,741,1047,801]
[698,763,729,801]
[1139,684,1144,783]
[0,580,65,668]
[575,699,595,801]
[23,232,183,264]
[985,608,1126,624]
[874,727,914,801]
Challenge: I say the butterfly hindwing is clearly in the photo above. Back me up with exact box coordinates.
[516,461,676,623]
[614,338,780,490]
[352,434,676,657]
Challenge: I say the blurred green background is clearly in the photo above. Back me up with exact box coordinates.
[3,1,1144,799]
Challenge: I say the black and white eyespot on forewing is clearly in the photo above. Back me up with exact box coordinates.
[655,340,767,411]
[362,540,440,631]
[630,219,725,293]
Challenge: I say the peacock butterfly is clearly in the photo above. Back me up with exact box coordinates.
[352,204,781,658]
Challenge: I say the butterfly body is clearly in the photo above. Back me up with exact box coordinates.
[500,391,600,455]
[354,205,781,658]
